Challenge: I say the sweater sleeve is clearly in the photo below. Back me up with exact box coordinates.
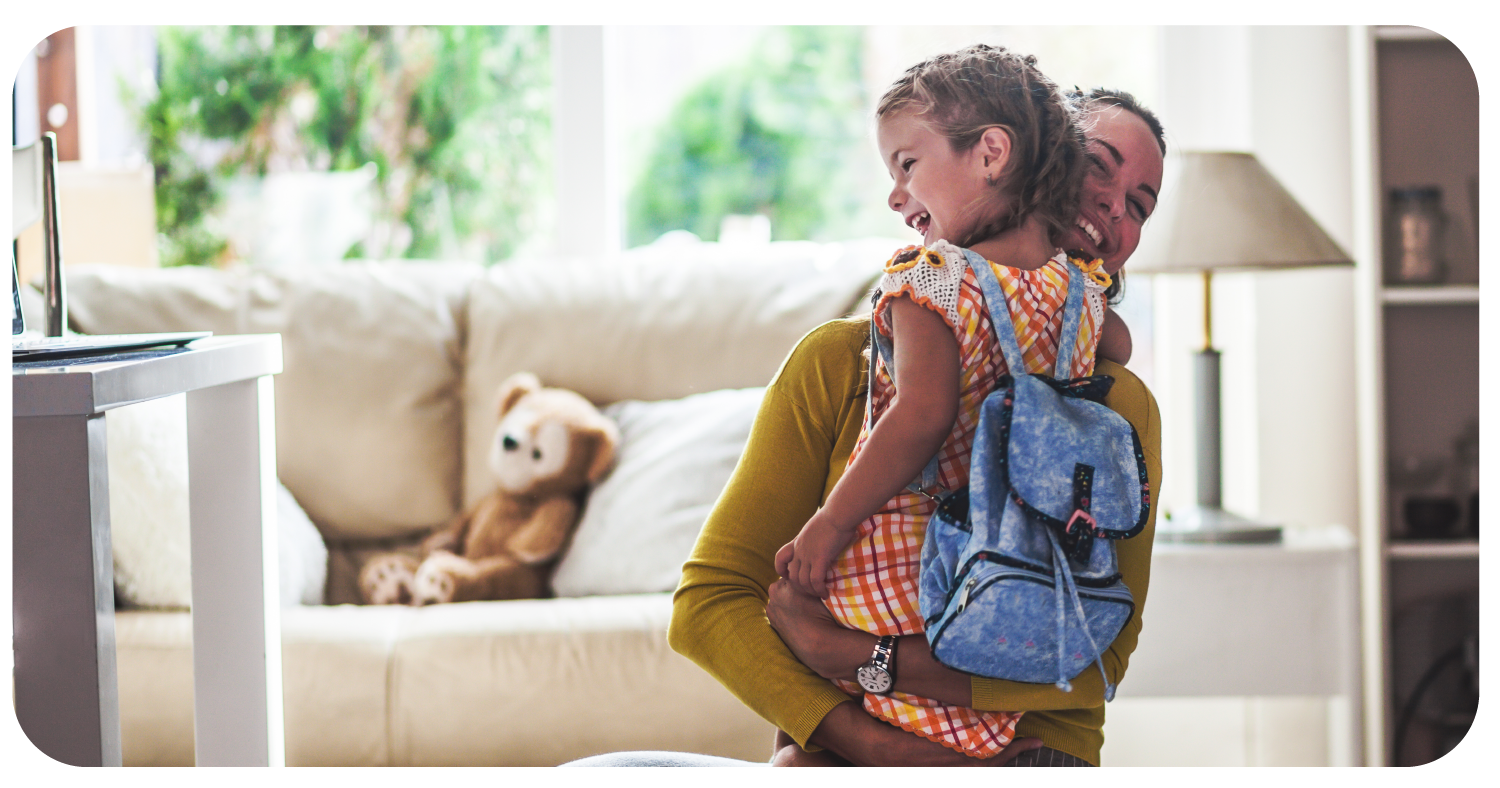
[667,319,872,750]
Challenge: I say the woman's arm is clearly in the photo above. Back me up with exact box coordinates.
[766,358,1163,713]
[776,297,960,597]
[766,577,980,704]
[667,320,870,749]
[1097,307,1133,365]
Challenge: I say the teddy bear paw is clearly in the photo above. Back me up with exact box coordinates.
[412,563,458,606]
[360,554,418,605]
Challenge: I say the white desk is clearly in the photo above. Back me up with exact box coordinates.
[1118,525,1362,764]
[12,335,284,766]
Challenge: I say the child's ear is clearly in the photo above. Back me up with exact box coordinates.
[977,126,1015,183]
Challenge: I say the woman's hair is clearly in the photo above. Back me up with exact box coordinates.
[1067,87,1168,305]
[876,44,1086,247]
[1068,87,1167,157]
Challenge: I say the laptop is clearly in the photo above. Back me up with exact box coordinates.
[12,253,210,362]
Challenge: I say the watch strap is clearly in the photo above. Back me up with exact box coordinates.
[869,635,896,682]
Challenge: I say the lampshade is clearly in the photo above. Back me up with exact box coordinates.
[1128,151,1354,274]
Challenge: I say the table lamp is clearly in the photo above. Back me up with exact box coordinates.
[1128,151,1354,543]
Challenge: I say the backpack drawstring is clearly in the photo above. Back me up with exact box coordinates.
[1045,527,1118,702]
[1047,534,1072,693]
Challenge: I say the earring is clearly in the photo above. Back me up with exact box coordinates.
[985,173,995,186]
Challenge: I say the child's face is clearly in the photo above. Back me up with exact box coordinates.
[877,111,998,249]
[1061,106,1164,274]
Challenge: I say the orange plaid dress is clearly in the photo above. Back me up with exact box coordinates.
[825,241,1107,758]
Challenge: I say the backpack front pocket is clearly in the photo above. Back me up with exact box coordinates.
[927,556,1134,684]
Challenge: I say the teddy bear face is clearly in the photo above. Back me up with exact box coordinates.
[489,403,577,495]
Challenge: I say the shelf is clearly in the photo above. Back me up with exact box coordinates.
[1386,540,1479,560]
[1375,26,1444,42]
[1382,285,1479,304]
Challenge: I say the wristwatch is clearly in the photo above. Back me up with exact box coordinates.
[856,635,897,695]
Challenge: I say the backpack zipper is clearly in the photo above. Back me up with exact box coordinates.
[957,575,979,612]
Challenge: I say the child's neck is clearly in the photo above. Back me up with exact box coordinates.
[967,215,1056,271]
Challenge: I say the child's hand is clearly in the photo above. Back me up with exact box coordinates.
[775,516,856,598]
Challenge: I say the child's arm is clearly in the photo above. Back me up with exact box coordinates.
[1097,307,1132,365]
[774,297,960,597]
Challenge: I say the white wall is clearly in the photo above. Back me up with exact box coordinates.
[1136,28,1361,766]
[1244,26,1358,537]
[12,48,40,145]
[74,25,156,168]
[551,25,622,261]
[1153,26,1358,538]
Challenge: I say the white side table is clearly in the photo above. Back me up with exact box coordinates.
[12,335,284,766]
[1119,525,1363,764]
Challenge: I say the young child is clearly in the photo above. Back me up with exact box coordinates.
[773,45,1126,758]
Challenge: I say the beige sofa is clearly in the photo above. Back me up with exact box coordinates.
[53,238,893,766]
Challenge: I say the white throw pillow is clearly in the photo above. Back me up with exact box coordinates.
[551,387,766,598]
[106,395,328,608]
[460,239,891,509]
[277,483,330,606]
[108,395,193,608]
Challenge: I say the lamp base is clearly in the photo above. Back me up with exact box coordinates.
[1157,505,1282,544]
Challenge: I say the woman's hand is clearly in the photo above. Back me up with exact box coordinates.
[771,729,850,766]
[767,579,979,707]
[766,579,868,681]
[809,701,1042,767]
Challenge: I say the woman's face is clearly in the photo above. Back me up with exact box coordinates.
[1060,105,1164,274]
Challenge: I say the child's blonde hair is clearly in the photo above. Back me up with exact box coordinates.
[877,44,1085,246]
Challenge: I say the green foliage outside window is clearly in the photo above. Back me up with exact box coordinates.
[138,25,551,267]
[626,27,875,248]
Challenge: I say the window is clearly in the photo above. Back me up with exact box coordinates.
[611,25,1160,384]
[614,25,1160,249]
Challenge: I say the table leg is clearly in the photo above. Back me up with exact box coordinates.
[186,376,284,766]
[12,414,121,767]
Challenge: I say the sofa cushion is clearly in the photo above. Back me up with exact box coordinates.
[552,387,764,597]
[66,262,479,541]
[461,238,890,507]
[116,607,406,766]
[385,594,775,765]
[119,598,776,766]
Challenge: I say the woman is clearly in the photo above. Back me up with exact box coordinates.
[568,89,1165,768]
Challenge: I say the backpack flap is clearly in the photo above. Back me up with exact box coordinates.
[1002,374,1150,554]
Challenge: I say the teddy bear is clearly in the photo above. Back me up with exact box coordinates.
[359,372,619,606]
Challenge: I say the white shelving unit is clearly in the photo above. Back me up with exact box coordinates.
[1381,285,1479,305]
[1385,541,1480,561]
[1351,25,1479,768]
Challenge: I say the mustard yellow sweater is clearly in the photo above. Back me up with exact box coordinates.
[667,317,1162,765]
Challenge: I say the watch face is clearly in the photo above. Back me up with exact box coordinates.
[857,665,893,695]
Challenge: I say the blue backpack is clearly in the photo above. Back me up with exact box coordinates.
[869,247,1150,700]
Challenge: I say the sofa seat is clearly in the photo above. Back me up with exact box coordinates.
[117,595,776,766]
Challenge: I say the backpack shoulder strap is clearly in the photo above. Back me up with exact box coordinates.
[966,250,1087,379]
[962,249,1024,373]
[1052,257,1087,378]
